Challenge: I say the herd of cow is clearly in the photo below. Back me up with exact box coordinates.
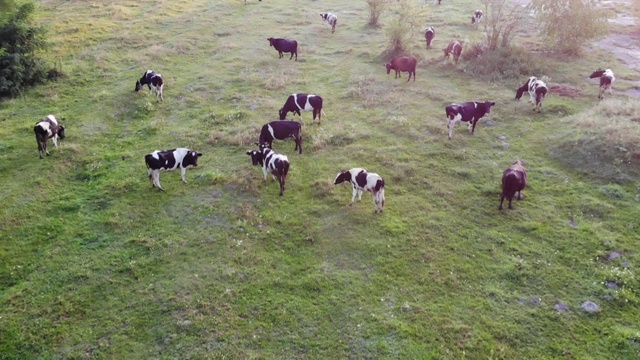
[31,3,619,212]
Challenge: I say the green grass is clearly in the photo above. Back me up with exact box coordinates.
[1,0,639,358]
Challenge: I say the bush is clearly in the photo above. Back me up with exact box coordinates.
[383,0,426,56]
[464,46,549,79]
[366,0,390,28]
[0,1,49,98]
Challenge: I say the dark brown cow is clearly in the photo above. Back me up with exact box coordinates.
[384,56,417,82]
[499,160,527,210]
[443,40,462,64]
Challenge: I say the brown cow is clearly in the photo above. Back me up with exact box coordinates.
[499,160,527,210]
[384,56,417,82]
[443,40,462,64]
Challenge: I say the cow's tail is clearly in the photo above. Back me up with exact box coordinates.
[321,110,327,119]
[536,87,547,104]
[282,160,290,181]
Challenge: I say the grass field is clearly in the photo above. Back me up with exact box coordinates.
[1,0,639,358]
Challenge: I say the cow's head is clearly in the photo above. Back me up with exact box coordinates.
[246,150,263,166]
[184,151,202,167]
[135,80,142,92]
[333,170,352,185]
[515,85,527,100]
[385,63,392,74]
[484,101,496,113]
[58,125,66,140]
[589,69,605,79]
[278,108,287,120]
[267,38,275,47]
[320,13,326,20]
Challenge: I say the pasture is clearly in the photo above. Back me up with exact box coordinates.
[1,0,639,358]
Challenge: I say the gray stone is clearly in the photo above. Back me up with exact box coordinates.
[581,301,600,313]
[607,251,622,261]
[250,104,258,111]
[554,301,569,312]
[606,282,618,289]
[622,261,631,268]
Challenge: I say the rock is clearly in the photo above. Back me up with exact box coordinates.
[530,297,541,306]
[607,251,622,261]
[213,191,222,198]
[581,301,600,313]
[484,119,496,126]
[621,261,631,268]
[606,282,618,289]
[502,141,510,148]
[554,301,569,312]
[249,104,258,111]
[498,135,507,140]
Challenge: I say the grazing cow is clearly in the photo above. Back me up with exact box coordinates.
[445,101,495,140]
[246,146,290,196]
[258,121,303,154]
[334,168,385,213]
[34,115,66,159]
[320,12,337,33]
[144,148,202,191]
[499,160,527,210]
[443,40,462,64]
[278,93,324,124]
[135,70,164,102]
[471,10,483,24]
[515,76,548,112]
[589,68,615,99]
[384,56,417,82]
[267,37,298,61]
[425,27,435,49]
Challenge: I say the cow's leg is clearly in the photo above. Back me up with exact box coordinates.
[357,189,363,201]
[277,175,284,196]
[180,167,188,184]
[372,191,379,213]
[262,166,268,181]
[289,52,294,60]
[148,168,155,187]
[349,185,358,205]
[154,171,164,191]
[470,120,477,134]
[498,193,505,210]
[508,196,514,209]
[448,118,456,140]
[37,140,44,159]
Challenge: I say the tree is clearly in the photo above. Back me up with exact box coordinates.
[383,0,426,55]
[532,0,609,55]
[366,0,390,28]
[481,0,529,50]
[0,0,49,98]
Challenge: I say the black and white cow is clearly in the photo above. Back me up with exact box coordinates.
[144,148,202,191]
[445,101,495,140]
[258,121,302,154]
[279,93,324,124]
[246,146,290,196]
[135,70,164,102]
[34,115,66,159]
[589,68,615,99]
[472,10,483,24]
[334,168,385,213]
[320,12,337,33]
[267,38,298,61]
[425,26,435,49]
[515,76,548,112]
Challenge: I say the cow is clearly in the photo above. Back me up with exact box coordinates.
[425,27,435,49]
[135,70,164,102]
[246,145,290,196]
[278,93,324,124]
[258,121,303,154]
[384,56,417,82]
[267,38,298,61]
[144,148,202,191]
[320,12,337,33]
[445,101,495,140]
[589,68,615,99]
[499,160,527,210]
[515,76,548,112]
[245,0,262,4]
[443,40,462,64]
[34,115,66,159]
[334,168,385,213]
[472,10,483,24]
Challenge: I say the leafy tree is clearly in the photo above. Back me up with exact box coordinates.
[383,0,426,55]
[481,0,529,50]
[0,0,49,98]
[365,0,390,28]
[532,0,609,55]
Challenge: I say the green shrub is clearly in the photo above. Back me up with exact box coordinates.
[464,46,549,80]
[0,2,49,98]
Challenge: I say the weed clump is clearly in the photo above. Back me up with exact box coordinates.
[465,46,549,80]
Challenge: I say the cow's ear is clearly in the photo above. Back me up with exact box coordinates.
[246,151,252,155]
[491,102,496,106]
[196,152,203,157]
